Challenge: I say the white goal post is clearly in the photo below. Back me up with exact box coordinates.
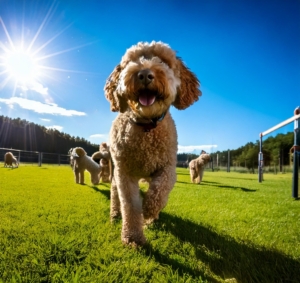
[258,107,300,199]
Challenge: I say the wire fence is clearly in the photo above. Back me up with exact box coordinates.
[177,160,296,174]
[2,147,299,179]
[0,147,70,166]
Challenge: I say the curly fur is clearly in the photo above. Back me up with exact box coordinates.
[70,147,102,185]
[104,41,201,245]
[91,143,112,183]
[189,153,210,184]
[4,152,19,168]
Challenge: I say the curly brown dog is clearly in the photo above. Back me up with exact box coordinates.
[104,41,201,245]
[91,142,112,183]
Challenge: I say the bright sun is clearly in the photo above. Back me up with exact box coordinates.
[4,49,40,83]
[0,10,93,95]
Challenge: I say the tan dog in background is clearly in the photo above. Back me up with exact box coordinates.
[189,153,211,184]
[4,152,19,168]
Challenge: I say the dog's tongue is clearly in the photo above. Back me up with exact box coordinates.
[139,93,156,106]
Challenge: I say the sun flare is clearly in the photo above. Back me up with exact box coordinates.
[0,3,96,100]
[4,49,40,83]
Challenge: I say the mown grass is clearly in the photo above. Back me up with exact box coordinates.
[0,165,299,282]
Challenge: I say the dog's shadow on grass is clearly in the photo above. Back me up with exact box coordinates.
[221,176,258,181]
[144,212,300,283]
[202,181,257,192]
[203,181,256,192]
[177,172,190,176]
[176,180,256,192]
[89,184,111,199]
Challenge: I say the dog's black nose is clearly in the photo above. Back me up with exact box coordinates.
[137,69,154,85]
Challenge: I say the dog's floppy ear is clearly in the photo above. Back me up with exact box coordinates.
[173,58,202,110]
[104,64,127,113]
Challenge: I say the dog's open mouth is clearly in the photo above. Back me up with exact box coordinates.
[138,89,157,106]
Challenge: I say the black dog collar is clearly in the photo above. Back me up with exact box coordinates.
[130,112,166,132]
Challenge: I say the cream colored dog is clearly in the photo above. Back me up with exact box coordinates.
[189,153,211,184]
[70,147,102,185]
[104,41,201,245]
[4,152,19,168]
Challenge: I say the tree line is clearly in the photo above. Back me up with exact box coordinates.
[178,133,294,170]
[0,116,98,156]
[0,115,295,168]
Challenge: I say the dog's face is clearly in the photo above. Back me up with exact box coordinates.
[200,153,211,164]
[91,174,100,185]
[105,41,201,119]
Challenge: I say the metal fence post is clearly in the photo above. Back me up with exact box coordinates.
[292,107,300,199]
[227,150,230,172]
[258,133,263,182]
[39,152,42,167]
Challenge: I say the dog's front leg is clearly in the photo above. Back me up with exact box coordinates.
[190,169,195,183]
[143,166,176,224]
[110,177,121,219]
[74,167,80,183]
[79,169,85,184]
[114,169,146,245]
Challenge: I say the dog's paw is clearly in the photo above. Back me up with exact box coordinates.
[122,235,146,247]
[121,227,146,246]
[110,211,121,222]
[143,208,159,225]
[143,217,157,226]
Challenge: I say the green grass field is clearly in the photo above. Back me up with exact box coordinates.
[0,165,299,283]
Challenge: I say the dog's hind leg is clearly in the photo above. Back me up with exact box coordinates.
[199,167,204,183]
[143,166,176,224]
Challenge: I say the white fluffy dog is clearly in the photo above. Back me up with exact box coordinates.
[189,153,210,184]
[70,147,102,185]
[4,152,19,168]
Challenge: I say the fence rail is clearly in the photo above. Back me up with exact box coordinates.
[0,147,70,166]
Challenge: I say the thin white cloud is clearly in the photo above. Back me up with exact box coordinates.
[178,145,217,153]
[32,82,48,95]
[18,82,48,95]
[46,125,63,131]
[90,134,107,139]
[40,118,51,122]
[0,97,86,116]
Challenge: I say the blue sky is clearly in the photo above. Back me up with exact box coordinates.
[0,0,299,154]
